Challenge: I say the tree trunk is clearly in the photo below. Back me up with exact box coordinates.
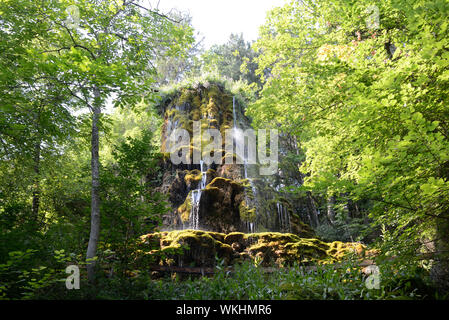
[31,139,41,222]
[307,192,319,228]
[31,108,41,223]
[86,88,101,283]
[430,212,449,292]
[327,196,336,225]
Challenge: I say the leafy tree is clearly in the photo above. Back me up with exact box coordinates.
[201,33,261,87]
[154,11,203,85]
[0,0,77,227]
[100,128,168,276]
[248,0,449,289]
[1,0,194,282]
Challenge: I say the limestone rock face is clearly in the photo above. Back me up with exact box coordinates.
[199,178,245,233]
[156,81,316,236]
[138,230,365,268]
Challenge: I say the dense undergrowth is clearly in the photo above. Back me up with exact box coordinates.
[1,250,442,300]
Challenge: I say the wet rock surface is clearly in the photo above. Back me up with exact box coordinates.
[137,230,365,268]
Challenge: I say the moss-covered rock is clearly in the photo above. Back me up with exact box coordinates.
[157,81,318,236]
[196,177,246,233]
[184,169,202,189]
[140,230,234,267]
[178,191,193,223]
[138,230,366,269]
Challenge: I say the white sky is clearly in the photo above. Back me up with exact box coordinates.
[154,0,287,48]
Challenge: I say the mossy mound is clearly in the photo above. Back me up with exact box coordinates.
[184,169,202,188]
[157,81,319,237]
[138,230,366,268]
[160,83,236,153]
[139,230,234,267]
[199,178,246,233]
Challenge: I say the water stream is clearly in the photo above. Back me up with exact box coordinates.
[187,96,289,233]
[189,159,207,230]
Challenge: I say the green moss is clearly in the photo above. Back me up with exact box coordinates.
[206,84,221,100]
[244,232,301,244]
[206,99,219,115]
[208,119,219,128]
[138,230,367,269]
[201,121,210,130]
[190,108,201,121]
[171,114,191,133]
[192,95,202,110]
[326,241,364,260]
[176,89,194,106]
[222,152,237,164]
[178,192,193,222]
[224,232,245,244]
[162,152,171,161]
[207,177,231,187]
[184,169,202,185]
[239,200,256,222]
[165,108,179,118]
[142,230,233,267]
[204,186,220,193]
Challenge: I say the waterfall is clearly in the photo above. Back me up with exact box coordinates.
[244,159,248,179]
[234,96,259,233]
[190,190,201,230]
[233,96,237,130]
[189,160,207,230]
[277,202,282,230]
[246,221,255,234]
[276,202,291,233]
[200,160,207,189]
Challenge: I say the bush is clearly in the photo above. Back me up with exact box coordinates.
[0,249,85,300]
[142,257,438,300]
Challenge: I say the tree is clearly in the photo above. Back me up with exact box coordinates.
[0,0,76,227]
[248,0,449,289]
[153,11,203,85]
[53,1,192,281]
[201,33,261,87]
[0,0,194,281]
[100,128,168,275]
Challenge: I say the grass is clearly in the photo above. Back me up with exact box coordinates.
[141,257,437,300]
[1,247,441,300]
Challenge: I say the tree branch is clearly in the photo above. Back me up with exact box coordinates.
[128,1,182,24]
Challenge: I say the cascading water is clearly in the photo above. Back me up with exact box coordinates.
[190,190,201,230]
[276,202,291,233]
[244,159,248,179]
[233,96,237,130]
[245,221,255,234]
[200,160,207,189]
[187,95,290,234]
[275,184,291,233]
[189,159,207,230]
[234,97,259,233]
[162,84,305,235]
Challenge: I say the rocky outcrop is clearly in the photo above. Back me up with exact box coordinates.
[156,81,316,236]
[137,230,365,268]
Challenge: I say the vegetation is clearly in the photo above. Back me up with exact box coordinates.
[247,0,449,292]
[145,258,435,300]
[1,0,448,300]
